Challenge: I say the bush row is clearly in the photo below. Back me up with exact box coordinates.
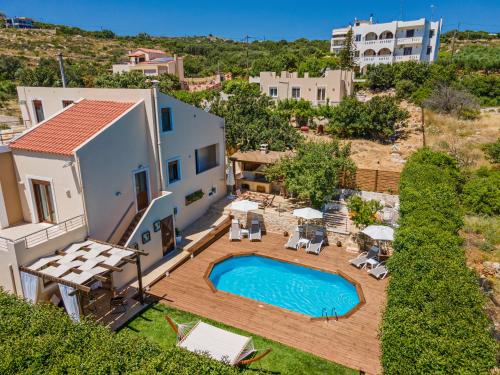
[0,290,239,375]
[381,149,497,374]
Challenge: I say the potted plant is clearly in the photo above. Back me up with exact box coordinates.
[175,228,182,244]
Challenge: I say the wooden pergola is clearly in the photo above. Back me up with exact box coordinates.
[19,238,149,314]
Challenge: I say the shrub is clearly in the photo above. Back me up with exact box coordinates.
[482,138,500,164]
[346,196,382,228]
[0,290,239,375]
[462,168,500,216]
[424,84,480,120]
[367,64,395,91]
[381,149,497,374]
[326,96,409,141]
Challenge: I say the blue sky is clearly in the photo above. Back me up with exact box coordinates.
[2,0,499,40]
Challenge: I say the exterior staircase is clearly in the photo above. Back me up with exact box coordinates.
[323,210,349,235]
[117,210,146,247]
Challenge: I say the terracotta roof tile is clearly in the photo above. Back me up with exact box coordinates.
[10,100,135,156]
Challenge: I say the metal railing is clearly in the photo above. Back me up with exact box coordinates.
[0,215,87,250]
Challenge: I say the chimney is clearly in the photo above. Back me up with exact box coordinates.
[260,144,269,154]
[369,14,374,24]
[304,72,309,78]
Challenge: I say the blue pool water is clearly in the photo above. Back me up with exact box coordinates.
[209,255,360,318]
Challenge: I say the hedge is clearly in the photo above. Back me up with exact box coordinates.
[0,290,241,375]
[381,149,497,374]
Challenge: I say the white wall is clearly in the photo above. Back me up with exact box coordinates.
[156,93,226,229]
[11,151,84,223]
[76,102,156,241]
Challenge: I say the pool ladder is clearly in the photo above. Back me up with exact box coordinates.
[321,307,339,322]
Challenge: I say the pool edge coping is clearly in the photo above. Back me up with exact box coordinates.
[203,251,366,322]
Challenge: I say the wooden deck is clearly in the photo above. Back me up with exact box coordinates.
[149,233,387,374]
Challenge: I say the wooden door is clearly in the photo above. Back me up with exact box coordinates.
[134,170,149,211]
[32,179,55,223]
[160,215,175,255]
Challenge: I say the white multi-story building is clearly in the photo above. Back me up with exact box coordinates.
[331,16,442,71]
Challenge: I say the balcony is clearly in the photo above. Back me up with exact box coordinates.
[360,56,393,64]
[396,37,423,46]
[394,55,420,62]
[362,39,394,46]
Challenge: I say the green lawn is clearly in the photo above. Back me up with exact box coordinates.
[119,303,356,375]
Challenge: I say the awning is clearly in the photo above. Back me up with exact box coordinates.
[361,225,394,241]
[178,321,254,365]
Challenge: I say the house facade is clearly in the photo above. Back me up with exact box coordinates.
[0,86,226,296]
[6,16,35,29]
[254,69,354,106]
[112,48,185,80]
[330,17,442,71]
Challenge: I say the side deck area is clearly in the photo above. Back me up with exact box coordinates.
[149,232,387,374]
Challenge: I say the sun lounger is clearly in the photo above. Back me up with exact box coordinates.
[285,228,301,250]
[349,246,380,269]
[249,220,261,241]
[368,262,389,279]
[306,231,324,255]
[229,219,242,241]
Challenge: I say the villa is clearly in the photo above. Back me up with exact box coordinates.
[331,16,442,71]
[0,86,226,313]
[112,48,185,80]
[251,69,354,105]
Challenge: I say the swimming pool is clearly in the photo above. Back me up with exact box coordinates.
[208,254,362,318]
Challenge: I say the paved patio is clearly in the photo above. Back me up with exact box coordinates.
[149,232,387,374]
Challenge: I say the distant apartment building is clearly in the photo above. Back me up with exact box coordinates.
[0,86,225,294]
[330,16,442,71]
[112,48,184,80]
[252,69,354,106]
[5,16,35,29]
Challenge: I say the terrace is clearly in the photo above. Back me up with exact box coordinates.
[148,231,388,374]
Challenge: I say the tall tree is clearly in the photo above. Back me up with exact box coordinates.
[338,28,356,70]
[266,140,356,208]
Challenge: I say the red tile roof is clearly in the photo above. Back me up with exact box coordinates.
[137,48,166,54]
[10,100,135,156]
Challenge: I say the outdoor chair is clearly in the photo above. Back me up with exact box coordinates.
[285,227,302,250]
[229,219,242,241]
[305,231,324,255]
[368,262,389,280]
[249,220,262,241]
[349,246,380,269]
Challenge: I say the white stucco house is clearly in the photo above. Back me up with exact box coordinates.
[0,86,226,297]
[330,16,442,71]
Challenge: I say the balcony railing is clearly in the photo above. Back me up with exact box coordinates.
[394,54,420,62]
[0,215,87,250]
[362,39,394,45]
[396,37,423,45]
[360,56,393,63]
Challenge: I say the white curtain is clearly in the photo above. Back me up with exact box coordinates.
[20,272,40,303]
[58,284,81,322]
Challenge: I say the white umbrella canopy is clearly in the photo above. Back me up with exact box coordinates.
[230,199,259,213]
[292,207,323,220]
[361,225,394,241]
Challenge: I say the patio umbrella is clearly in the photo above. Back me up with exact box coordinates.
[230,200,259,227]
[293,207,323,237]
[361,225,394,241]
[226,161,235,197]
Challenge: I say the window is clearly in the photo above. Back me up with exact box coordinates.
[161,108,172,132]
[195,144,218,174]
[317,87,326,101]
[355,34,361,42]
[291,87,301,99]
[406,29,415,38]
[427,46,432,55]
[403,47,413,56]
[354,51,360,57]
[429,30,435,39]
[269,87,278,98]
[167,158,181,184]
[62,100,73,108]
[33,100,44,123]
